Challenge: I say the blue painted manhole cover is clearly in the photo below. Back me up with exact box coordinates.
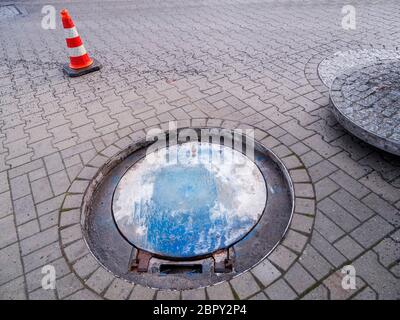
[112,141,267,259]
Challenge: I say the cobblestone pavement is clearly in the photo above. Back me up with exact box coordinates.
[0,0,399,300]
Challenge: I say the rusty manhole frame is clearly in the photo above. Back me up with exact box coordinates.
[75,127,294,290]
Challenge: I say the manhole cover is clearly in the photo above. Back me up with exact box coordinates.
[330,60,400,156]
[84,128,293,290]
[318,49,400,88]
[113,142,267,259]
[0,5,21,19]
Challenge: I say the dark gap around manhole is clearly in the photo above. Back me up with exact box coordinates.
[160,264,203,274]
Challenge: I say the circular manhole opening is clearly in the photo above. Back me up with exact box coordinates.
[113,141,267,259]
[83,128,294,290]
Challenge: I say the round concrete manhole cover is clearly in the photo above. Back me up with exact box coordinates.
[318,49,400,88]
[83,128,293,290]
[330,60,400,156]
[112,141,267,259]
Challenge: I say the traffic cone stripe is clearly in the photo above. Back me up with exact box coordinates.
[64,26,79,39]
[66,36,83,48]
[68,45,87,57]
[70,54,92,67]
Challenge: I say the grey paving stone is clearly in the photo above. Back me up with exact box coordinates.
[290,169,310,183]
[299,245,333,280]
[314,211,345,243]
[291,213,313,234]
[0,171,9,194]
[351,216,394,248]
[13,194,36,225]
[29,288,57,300]
[282,229,308,253]
[0,243,23,285]
[17,220,40,240]
[300,150,323,167]
[318,197,360,232]
[295,198,315,215]
[39,211,58,230]
[314,178,340,201]
[156,290,180,300]
[251,259,281,287]
[353,251,399,300]
[282,155,303,170]
[60,209,80,227]
[329,152,371,180]
[0,215,18,248]
[36,195,64,216]
[22,242,62,273]
[0,191,13,219]
[360,172,400,203]
[373,237,400,267]
[301,284,329,300]
[64,239,90,263]
[104,278,134,300]
[206,282,235,300]
[390,262,400,277]
[10,174,30,200]
[293,183,314,199]
[28,168,47,182]
[264,279,297,300]
[60,224,82,246]
[329,171,369,199]
[56,273,87,299]
[181,288,206,300]
[309,160,337,182]
[249,292,268,300]
[73,254,100,280]
[284,262,316,294]
[0,276,26,300]
[330,189,374,222]
[334,236,364,260]
[362,193,400,226]
[20,227,58,256]
[31,177,53,203]
[49,170,70,196]
[85,267,115,295]
[268,246,297,271]
[311,231,347,267]
[65,288,103,300]
[352,286,377,300]
[129,285,156,300]
[304,134,341,158]
[230,272,260,299]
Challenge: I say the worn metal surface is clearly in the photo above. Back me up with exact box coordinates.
[112,141,267,259]
[84,129,293,290]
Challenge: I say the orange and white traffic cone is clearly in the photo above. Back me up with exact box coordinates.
[60,9,101,77]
